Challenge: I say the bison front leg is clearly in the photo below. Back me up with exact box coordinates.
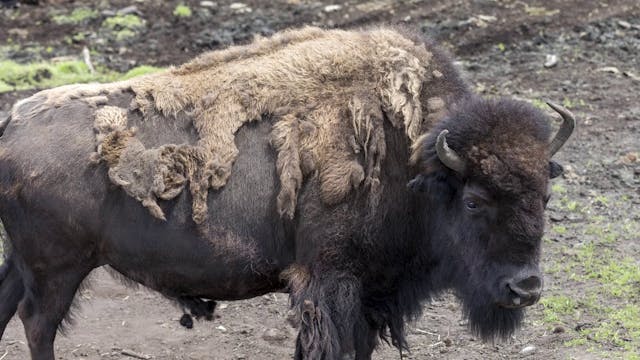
[17,265,91,360]
[0,256,24,339]
[288,268,376,360]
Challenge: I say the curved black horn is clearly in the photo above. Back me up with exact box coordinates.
[546,101,576,156]
[436,130,466,173]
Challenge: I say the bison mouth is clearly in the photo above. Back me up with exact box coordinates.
[496,295,539,309]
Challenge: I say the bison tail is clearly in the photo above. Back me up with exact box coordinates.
[0,254,25,340]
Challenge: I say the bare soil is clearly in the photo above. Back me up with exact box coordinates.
[1,0,639,359]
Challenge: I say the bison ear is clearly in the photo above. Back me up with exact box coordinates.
[407,174,428,192]
[549,161,563,179]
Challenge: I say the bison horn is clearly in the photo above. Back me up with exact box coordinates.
[436,129,466,173]
[546,101,576,156]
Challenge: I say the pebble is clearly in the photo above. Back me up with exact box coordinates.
[553,325,566,333]
[520,345,537,355]
[617,20,631,29]
[230,2,252,13]
[229,2,246,9]
[200,1,216,7]
[477,14,497,22]
[8,28,28,39]
[623,71,640,82]
[597,66,620,74]
[549,212,565,222]
[323,4,342,12]
[262,328,287,342]
[117,5,141,16]
[624,152,638,163]
[544,54,558,68]
[216,325,228,332]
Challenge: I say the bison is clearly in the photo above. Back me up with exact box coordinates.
[0,26,574,359]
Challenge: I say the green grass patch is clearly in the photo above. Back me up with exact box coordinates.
[121,65,164,79]
[586,258,640,297]
[114,29,137,41]
[102,14,145,30]
[530,98,547,110]
[540,295,577,323]
[52,8,99,25]
[173,4,192,18]
[0,60,164,93]
[579,304,640,354]
[551,182,566,195]
[0,60,96,91]
[551,225,567,235]
[101,14,146,41]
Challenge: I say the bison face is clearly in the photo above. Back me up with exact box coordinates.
[410,99,575,341]
[414,171,546,341]
[452,179,546,341]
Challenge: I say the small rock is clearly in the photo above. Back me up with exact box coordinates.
[553,325,566,334]
[597,66,620,74]
[229,2,251,13]
[216,325,227,332]
[623,71,640,82]
[323,4,342,12]
[544,54,558,68]
[549,212,565,222]
[477,14,497,22]
[8,28,28,39]
[117,5,141,16]
[621,152,638,165]
[575,322,593,332]
[200,1,216,7]
[520,345,537,355]
[617,20,631,29]
[262,328,287,342]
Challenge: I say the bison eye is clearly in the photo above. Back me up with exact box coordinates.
[464,199,479,211]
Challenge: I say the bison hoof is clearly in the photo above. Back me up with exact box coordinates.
[180,313,194,329]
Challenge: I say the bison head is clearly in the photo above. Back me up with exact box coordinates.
[410,97,575,340]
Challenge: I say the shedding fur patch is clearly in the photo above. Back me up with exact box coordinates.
[81,26,447,223]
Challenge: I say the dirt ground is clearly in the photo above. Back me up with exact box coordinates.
[1,0,640,359]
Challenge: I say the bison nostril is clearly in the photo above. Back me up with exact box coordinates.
[506,275,543,305]
[515,275,542,294]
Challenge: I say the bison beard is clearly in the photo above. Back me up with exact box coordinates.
[455,264,525,341]
[464,296,524,341]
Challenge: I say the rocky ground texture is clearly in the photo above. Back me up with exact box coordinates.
[1,0,639,359]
